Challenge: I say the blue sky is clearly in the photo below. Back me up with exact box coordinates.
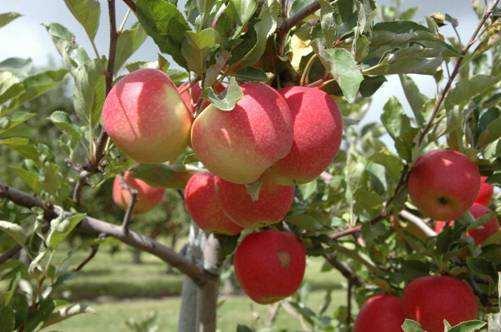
[0,0,480,127]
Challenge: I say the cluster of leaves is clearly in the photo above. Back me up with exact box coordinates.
[0,0,500,331]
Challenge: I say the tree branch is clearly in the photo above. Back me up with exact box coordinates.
[330,225,362,240]
[74,244,100,272]
[0,245,22,265]
[322,253,361,286]
[121,0,137,13]
[0,181,213,285]
[399,210,436,237]
[277,1,321,56]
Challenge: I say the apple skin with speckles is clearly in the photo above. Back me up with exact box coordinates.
[112,171,164,214]
[475,176,494,206]
[234,230,306,304]
[403,276,478,332]
[102,69,192,164]
[435,203,499,245]
[265,86,343,185]
[354,294,405,332]
[215,177,294,228]
[191,83,293,184]
[184,172,243,236]
[408,149,480,221]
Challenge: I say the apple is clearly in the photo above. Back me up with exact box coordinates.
[434,203,499,245]
[403,275,478,332]
[102,69,192,164]
[184,172,243,235]
[354,294,405,332]
[475,176,494,206]
[408,149,480,220]
[265,86,343,184]
[215,177,294,228]
[191,83,293,184]
[112,171,165,214]
[234,230,306,304]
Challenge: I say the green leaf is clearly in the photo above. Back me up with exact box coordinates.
[237,0,279,68]
[0,12,21,29]
[229,0,257,26]
[381,97,418,161]
[0,57,32,75]
[445,75,499,110]
[236,324,254,332]
[11,167,41,193]
[235,67,268,82]
[0,220,26,245]
[0,305,15,332]
[402,319,424,332]
[114,23,147,73]
[135,0,191,67]
[446,320,486,332]
[318,48,363,102]
[399,75,427,125]
[364,46,443,76]
[24,298,55,332]
[206,77,243,111]
[477,110,501,148]
[42,303,94,328]
[46,213,86,249]
[49,111,82,142]
[181,28,220,75]
[0,69,68,115]
[64,0,100,41]
[0,111,35,135]
[130,163,192,188]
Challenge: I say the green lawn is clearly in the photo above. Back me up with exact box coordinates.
[40,246,346,330]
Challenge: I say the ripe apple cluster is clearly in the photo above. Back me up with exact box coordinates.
[354,275,478,332]
[102,69,343,304]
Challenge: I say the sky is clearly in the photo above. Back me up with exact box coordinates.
[0,0,481,126]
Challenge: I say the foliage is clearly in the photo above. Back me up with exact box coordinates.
[0,0,500,330]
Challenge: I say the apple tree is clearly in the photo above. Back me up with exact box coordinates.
[0,0,500,331]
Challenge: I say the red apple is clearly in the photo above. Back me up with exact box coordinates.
[234,230,306,304]
[184,172,243,235]
[102,69,192,163]
[403,276,478,332]
[408,149,480,220]
[215,177,294,228]
[354,294,405,332]
[434,203,499,245]
[112,171,165,214]
[266,86,343,184]
[475,176,494,206]
[191,83,293,184]
[467,203,499,245]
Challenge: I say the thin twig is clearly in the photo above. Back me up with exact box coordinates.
[331,225,362,240]
[118,8,131,33]
[0,245,22,265]
[120,176,137,234]
[346,280,353,326]
[74,244,99,271]
[0,181,213,285]
[399,210,437,237]
[416,0,499,146]
[121,0,137,13]
[322,253,361,286]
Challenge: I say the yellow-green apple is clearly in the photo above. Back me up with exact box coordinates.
[191,83,293,184]
[102,69,192,163]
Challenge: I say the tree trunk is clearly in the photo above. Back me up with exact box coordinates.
[196,234,220,332]
[131,248,142,264]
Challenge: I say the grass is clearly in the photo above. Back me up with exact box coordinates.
[54,248,343,300]
[28,245,346,330]
[52,289,345,331]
